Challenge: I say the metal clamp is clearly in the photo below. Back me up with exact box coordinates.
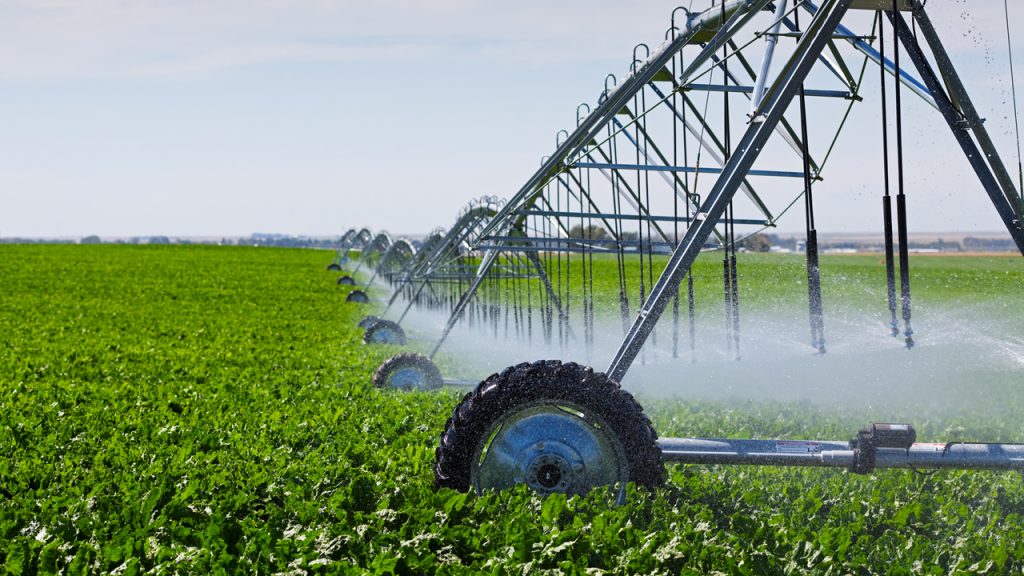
[850,423,916,474]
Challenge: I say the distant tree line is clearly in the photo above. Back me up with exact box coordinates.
[0,235,338,248]
[2,230,1016,253]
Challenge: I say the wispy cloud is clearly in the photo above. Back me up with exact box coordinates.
[0,1,1017,85]
[121,41,448,78]
[0,0,681,81]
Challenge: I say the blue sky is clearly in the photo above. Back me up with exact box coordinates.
[0,1,1021,238]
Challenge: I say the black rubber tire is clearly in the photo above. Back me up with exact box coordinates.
[327,263,342,271]
[357,315,379,330]
[373,352,443,391]
[346,290,369,303]
[363,319,407,345]
[434,360,664,492]
[337,275,356,286]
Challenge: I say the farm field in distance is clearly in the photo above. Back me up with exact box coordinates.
[2,244,1023,574]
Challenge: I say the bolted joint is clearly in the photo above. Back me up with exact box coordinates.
[849,423,916,474]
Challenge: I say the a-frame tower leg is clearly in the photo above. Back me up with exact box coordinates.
[889,5,1024,255]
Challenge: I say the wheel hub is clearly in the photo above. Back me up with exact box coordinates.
[388,367,427,390]
[526,452,576,492]
[471,403,626,495]
[370,328,396,344]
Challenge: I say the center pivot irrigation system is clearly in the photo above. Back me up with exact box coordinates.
[334,0,1024,496]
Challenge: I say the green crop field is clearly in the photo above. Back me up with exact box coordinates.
[2,244,1024,574]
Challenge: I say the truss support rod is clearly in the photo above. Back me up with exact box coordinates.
[535,194,574,238]
[574,162,805,179]
[584,146,678,244]
[510,210,770,226]
[508,146,666,244]
[687,84,853,99]
[479,240,675,253]
[611,114,704,213]
[556,173,624,243]
[713,48,822,174]
[650,84,774,218]
[801,1,935,109]
[825,38,858,88]
[765,32,868,40]
[607,0,853,383]
[775,18,854,91]
[888,9,1024,255]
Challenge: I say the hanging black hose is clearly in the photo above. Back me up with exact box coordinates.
[563,194,571,352]
[688,256,697,361]
[721,3,740,361]
[503,257,511,341]
[723,212,733,359]
[672,286,680,357]
[526,238,534,345]
[878,11,900,338]
[729,207,740,360]
[686,56,711,363]
[720,0,732,358]
[685,140,697,362]
[671,48,681,359]
[633,89,648,356]
[561,177,569,344]
[608,125,630,334]
[585,166,596,354]
[641,83,657,348]
[542,207,554,345]
[798,8,825,356]
[576,170,589,354]
[562,190,571,350]
[892,7,914,350]
[515,253,524,341]
[491,268,500,340]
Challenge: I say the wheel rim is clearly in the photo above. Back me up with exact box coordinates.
[470,402,628,495]
[387,366,429,390]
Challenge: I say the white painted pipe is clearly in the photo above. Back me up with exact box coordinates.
[751,0,789,119]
